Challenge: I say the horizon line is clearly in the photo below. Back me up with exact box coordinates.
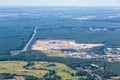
[0,5,120,7]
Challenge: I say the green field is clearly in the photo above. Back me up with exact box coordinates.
[28,62,83,80]
[0,61,48,78]
[0,61,84,80]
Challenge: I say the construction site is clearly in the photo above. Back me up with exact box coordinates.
[31,39,104,58]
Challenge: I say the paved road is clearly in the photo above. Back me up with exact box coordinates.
[22,26,38,52]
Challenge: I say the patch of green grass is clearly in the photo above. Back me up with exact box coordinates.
[0,61,48,78]
[0,61,86,80]
[29,62,84,80]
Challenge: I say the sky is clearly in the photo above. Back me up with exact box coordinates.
[0,0,120,7]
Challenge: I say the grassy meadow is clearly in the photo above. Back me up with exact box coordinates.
[0,61,85,79]
[28,62,83,80]
[0,61,48,78]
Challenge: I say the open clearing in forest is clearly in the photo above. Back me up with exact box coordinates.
[0,61,84,80]
[0,61,48,78]
[28,61,84,80]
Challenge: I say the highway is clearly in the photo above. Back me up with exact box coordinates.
[22,26,38,52]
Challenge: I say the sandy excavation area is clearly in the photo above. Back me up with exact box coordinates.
[31,39,104,51]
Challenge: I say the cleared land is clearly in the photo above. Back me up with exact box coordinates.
[32,39,103,50]
[31,39,104,57]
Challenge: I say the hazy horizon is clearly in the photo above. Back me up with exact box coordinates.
[0,0,120,7]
